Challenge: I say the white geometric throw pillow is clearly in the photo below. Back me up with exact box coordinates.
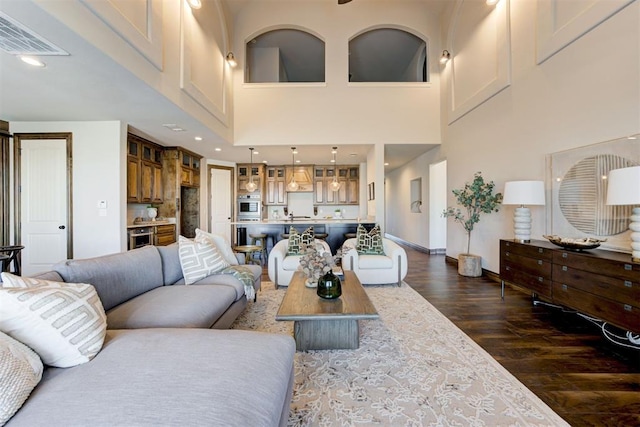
[0,331,43,425]
[195,228,239,265]
[0,273,107,368]
[178,236,231,285]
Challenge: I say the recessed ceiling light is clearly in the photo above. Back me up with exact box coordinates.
[214,147,222,152]
[295,159,301,163]
[254,150,259,155]
[162,123,186,132]
[349,153,357,157]
[19,56,45,67]
[262,160,268,164]
[194,136,202,141]
[628,136,637,140]
[384,162,389,166]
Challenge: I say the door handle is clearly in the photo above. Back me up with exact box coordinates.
[58,225,66,230]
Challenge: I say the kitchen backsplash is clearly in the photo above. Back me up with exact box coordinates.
[269,192,360,219]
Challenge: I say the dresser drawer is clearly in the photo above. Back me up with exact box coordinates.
[552,282,640,333]
[552,264,639,303]
[553,250,640,281]
[502,264,552,299]
[501,240,553,260]
[501,252,552,278]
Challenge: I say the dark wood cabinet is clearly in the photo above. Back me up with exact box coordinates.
[155,224,176,246]
[127,134,163,203]
[500,239,640,333]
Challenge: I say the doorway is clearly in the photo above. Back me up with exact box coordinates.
[208,165,234,243]
[14,133,72,275]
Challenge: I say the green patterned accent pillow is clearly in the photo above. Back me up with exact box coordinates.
[356,224,385,255]
[287,226,314,255]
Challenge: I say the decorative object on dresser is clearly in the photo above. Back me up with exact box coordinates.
[547,134,639,253]
[502,180,545,243]
[500,239,639,336]
[442,172,503,277]
[606,165,640,262]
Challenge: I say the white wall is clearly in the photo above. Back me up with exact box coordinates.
[385,147,445,250]
[440,0,639,272]
[11,121,126,258]
[232,0,442,147]
[34,0,234,143]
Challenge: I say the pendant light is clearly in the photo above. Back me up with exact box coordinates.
[245,147,258,193]
[287,147,299,191]
[329,147,342,192]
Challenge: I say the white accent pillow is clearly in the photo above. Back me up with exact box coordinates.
[178,236,231,285]
[0,331,43,425]
[195,228,239,265]
[0,273,107,368]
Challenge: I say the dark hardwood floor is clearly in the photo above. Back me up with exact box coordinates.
[402,245,640,427]
[260,244,639,426]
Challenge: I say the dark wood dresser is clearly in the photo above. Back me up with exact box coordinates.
[500,239,640,333]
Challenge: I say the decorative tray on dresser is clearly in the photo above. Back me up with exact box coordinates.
[500,239,640,334]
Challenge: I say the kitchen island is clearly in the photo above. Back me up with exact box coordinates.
[233,219,374,254]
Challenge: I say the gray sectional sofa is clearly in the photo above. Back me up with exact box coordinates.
[5,244,296,427]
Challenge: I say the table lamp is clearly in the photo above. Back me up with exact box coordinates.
[606,166,640,262]
[502,180,546,243]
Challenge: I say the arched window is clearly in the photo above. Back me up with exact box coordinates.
[245,29,325,83]
[349,28,427,82]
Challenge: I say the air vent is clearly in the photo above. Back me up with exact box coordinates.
[0,12,68,55]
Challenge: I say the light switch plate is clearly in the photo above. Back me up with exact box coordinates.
[98,200,107,209]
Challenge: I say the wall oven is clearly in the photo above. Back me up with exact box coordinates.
[237,194,262,221]
[128,227,154,250]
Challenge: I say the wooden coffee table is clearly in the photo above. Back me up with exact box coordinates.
[276,271,379,351]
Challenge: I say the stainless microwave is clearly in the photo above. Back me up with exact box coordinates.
[237,195,262,220]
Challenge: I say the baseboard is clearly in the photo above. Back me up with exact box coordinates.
[385,234,446,255]
[445,255,499,282]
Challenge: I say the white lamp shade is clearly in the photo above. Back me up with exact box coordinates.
[502,181,545,205]
[606,166,640,205]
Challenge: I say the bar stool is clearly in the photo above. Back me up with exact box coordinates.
[0,245,25,276]
[344,232,357,239]
[249,233,268,265]
[233,245,262,266]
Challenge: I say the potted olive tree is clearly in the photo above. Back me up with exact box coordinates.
[443,172,503,277]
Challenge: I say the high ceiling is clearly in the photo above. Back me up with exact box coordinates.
[0,0,444,171]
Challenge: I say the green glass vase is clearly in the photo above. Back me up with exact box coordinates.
[317,270,342,299]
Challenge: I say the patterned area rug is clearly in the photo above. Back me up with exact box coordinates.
[231,282,569,427]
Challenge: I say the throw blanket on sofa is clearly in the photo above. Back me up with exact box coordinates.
[220,266,256,300]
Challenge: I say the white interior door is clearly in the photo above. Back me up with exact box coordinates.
[20,139,68,275]
[210,167,232,242]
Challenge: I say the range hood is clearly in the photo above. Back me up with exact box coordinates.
[285,165,313,192]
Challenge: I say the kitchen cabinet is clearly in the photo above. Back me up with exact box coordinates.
[313,166,337,204]
[155,224,176,246]
[127,134,163,204]
[180,150,201,188]
[266,166,286,205]
[500,239,640,333]
[160,147,203,238]
[238,163,264,195]
[337,166,359,204]
[313,165,358,205]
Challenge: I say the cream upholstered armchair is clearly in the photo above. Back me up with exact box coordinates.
[341,237,407,286]
[268,238,331,289]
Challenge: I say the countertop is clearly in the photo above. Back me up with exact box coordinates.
[127,219,176,229]
[232,218,371,225]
